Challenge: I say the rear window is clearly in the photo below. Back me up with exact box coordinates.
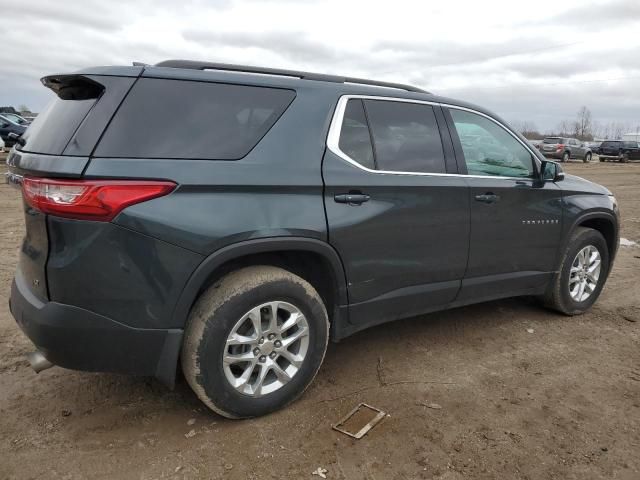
[543,137,563,144]
[95,78,296,160]
[623,141,638,148]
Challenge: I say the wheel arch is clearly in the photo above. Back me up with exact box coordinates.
[171,237,349,333]
[567,212,619,265]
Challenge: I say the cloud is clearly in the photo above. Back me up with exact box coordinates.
[182,30,340,63]
[1,0,639,132]
[540,0,640,29]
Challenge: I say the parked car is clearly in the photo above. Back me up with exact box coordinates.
[0,112,30,125]
[597,140,640,162]
[0,134,5,152]
[540,136,593,162]
[0,115,27,147]
[8,61,619,418]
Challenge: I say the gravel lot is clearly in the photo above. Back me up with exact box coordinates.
[0,158,638,480]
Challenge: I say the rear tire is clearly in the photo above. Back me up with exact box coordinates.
[540,227,609,315]
[583,152,592,163]
[181,266,329,418]
[619,153,629,163]
[562,151,570,162]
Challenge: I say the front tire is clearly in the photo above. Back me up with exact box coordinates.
[541,227,609,315]
[619,153,629,163]
[584,152,592,163]
[181,266,329,418]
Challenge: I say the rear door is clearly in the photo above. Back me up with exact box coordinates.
[572,138,586,158]
[323,96,469,329]
[443,107,563,302]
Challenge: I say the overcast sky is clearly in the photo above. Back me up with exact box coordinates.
[1,0,639,132]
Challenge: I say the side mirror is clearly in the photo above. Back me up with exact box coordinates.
[540,160,564,182]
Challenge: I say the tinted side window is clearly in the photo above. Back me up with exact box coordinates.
[96,78,296,159]
[363,100,445,173]
[338,99,375,169]
[449,109,534,178]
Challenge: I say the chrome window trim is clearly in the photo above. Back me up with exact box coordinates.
[326,94,541,181]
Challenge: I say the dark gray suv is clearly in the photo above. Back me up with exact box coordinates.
[8,60,619,418]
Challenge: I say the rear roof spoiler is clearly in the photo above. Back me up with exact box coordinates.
[40,75,104,100]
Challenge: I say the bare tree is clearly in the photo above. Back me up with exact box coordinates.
[591,121,605,139]
[512,120,541,139]
[556,120,572,137]
[611,122,625,140]
[573,106,592,140]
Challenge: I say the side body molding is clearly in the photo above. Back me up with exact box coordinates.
[170,237,350,332]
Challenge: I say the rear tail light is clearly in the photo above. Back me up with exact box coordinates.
[556,144,565,151]
[22,177,176,221]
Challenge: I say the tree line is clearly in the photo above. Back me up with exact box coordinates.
[511,106,638,141]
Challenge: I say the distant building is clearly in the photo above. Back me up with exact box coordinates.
[622,132,640,142]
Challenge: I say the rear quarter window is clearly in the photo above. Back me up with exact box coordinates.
[95,78,296,160]
[20,94,98,155]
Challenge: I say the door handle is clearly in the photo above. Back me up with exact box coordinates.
[474,193,500,204]
[334,193,370,205]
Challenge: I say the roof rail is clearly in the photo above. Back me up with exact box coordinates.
[154,60,429,94]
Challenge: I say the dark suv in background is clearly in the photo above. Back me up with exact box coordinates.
[540,137,593,162]
[7,61,619,418]
[597,140,640,162]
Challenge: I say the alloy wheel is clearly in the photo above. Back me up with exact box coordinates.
[568,245,601,302]
[223,301,310,397]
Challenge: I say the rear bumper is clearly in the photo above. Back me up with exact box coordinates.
[9,270,182,387]
[541,150,563,159]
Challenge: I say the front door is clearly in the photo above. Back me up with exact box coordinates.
[323,97,470,329]
[443,107,563,302]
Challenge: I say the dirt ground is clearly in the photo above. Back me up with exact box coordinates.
[0,158,638,480]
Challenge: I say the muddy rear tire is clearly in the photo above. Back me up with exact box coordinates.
[181,266,329,418]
